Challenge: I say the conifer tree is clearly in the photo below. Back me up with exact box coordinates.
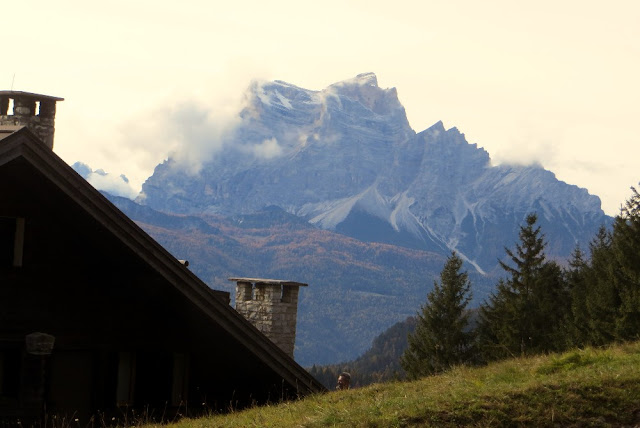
[566,245,590,346]
[478,213,568,360]
[566,186,640,346]
[611,186,640,339]
[476,278,518,360]
[582,225,618,345]
[401,252,474,379]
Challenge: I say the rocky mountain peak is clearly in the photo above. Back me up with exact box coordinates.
[140,74,610,274]
[344,72,379,87]
[326,72,403,116]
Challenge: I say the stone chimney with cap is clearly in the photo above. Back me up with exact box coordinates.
[0,91,64,149]
[230,277,307,358]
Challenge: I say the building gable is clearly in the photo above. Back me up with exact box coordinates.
[0,128,324,421]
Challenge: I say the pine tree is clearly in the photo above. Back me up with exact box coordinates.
[401,252,474,379]
[476,278,520,360]
[583,225,618,345]
[478,213,569,360]
[566,245,590,346]
[612,186,640,339]
[533,261,570,349]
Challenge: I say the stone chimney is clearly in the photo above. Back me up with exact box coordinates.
[230,277,307,358]
[0,91,64,149]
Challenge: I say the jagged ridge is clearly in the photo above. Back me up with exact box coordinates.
[139,73,610,274]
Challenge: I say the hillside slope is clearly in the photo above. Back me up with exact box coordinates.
[107,195,465,365]
[168,342,640,427]
[309,316,416,389]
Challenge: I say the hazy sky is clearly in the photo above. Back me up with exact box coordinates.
[6,0,640,215]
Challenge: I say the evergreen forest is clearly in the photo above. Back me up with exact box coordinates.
[312,186,640,386]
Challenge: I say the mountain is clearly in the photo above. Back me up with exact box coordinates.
[107,194,456,365]
[126,73,613,365]
[139,73,610,274]
[309,316,417,389]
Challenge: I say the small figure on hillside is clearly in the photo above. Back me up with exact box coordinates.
[336,372,351,390]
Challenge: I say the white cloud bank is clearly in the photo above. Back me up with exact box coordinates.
[8,0,638,216]
[72,162,138,199]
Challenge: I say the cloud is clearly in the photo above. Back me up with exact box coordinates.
[490,129,558,169]
[72,161,92,178]
[249,137,283,159]
[71,162,138,199]
[119,95,243,176]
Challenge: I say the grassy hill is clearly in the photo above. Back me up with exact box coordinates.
[159,342,640,427]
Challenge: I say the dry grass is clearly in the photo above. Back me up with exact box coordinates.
[148,342,640,427]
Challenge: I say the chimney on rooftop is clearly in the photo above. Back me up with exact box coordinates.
[0,91,64,149]
[230,277,307,359]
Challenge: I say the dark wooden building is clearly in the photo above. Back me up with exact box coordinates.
[0,127,325,423]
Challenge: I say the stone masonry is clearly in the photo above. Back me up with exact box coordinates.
[0,91,64,149]
[230,277,307,359]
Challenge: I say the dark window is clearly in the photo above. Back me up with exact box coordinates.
[0,217,16,267]
[0,217,24,268]
[116,352,135,406]
[134,352,172,407]
[0,349,21,398]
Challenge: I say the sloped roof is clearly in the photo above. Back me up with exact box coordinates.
[0,90,65,102]
[0,125,23,141]
[0,128,325,396]
[229,277,308,287]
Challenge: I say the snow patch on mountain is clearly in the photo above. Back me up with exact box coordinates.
[139,73,611,274]
[301,185,381,230]
[301,200,350,230]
